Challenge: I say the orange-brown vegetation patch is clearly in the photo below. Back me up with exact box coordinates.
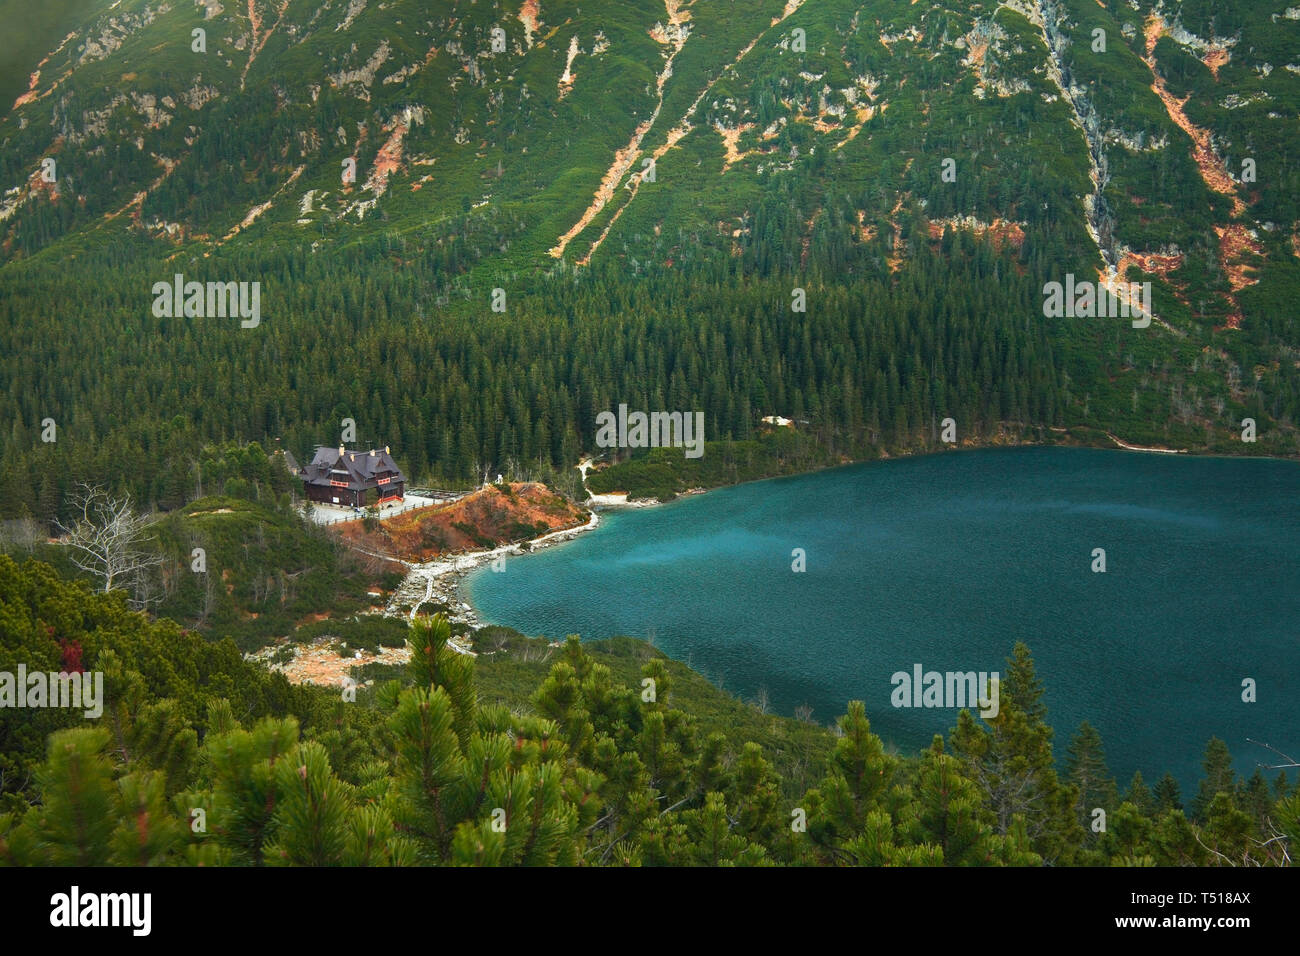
[12,31,76,109]
[13,70,42,109]
[886,193,908,272]
[773,0,805,27]
[367,118,408,195]
[801,208,822,267]
[716,123,756,171]
[336,482,589,563]
[1116,248,1184,282]
[855,210,877,242]
[1143,15,1244,216]
[836,103,884,148]
[1214,224,1261,291]
[985,220,1025,248]
[518,0,541,48]
[1213,223,1262,325]
[1202,48,1229,79]
[277,639,410,687]
[1142,14,1259,329]
[966,36,990,72]
[928,217,1025,250]
[242,0,291,89]
[550,118,651,258]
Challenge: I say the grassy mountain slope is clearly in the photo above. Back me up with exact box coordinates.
[2,0,1294,289]
[0,0,1296,518]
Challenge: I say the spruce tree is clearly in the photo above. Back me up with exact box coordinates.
[1065,721,1119,832]
[1108,801,1156,864]
[907,735,1038,865]
[1153,772,1183,814]
[111,770,186,866]
[950,644,1080,863]
[1201,792,1254,865]
[1152,808,1207,865]
[1124,770,1154,816]
[263,742,352,866]
[389,614,589,865]
[730,742,781,850]
[801,701,898,864]
[1193,737,1238,821]
[25,728,117,866]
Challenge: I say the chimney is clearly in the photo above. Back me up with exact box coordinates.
[338,445,345,456]
[384,445,390,454]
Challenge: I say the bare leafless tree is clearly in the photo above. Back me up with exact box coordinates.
[1247,738,1299,772]
[520,642,555,665]
[132,567,164,611]
[54,484,165,604]
[196,571,218,628]
[0,517,44,553]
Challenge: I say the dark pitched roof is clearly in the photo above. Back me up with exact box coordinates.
[275,449,301,476]
[301,446,406,491]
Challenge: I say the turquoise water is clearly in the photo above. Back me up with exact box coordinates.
[467,448,1299,791]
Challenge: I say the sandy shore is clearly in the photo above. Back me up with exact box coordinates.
[1106,432,1187,454]
[389,465,716,647]
[251,508,604,686]
[577,457,710,507]
[585,491,662,507]
[383,511,602,650]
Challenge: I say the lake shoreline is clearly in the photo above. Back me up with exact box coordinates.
[460,438,1300,631]
[462,446,1300,791]
[385,510,603,645]
[580,428,1297,511]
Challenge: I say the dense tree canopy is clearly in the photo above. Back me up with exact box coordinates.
[0,558,1294,866]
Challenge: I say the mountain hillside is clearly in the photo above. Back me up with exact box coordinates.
[338,480,590,561]
[3,0,1296,282]
[1,0,1297,516]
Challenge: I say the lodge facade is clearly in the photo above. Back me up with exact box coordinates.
[299,445,407,508]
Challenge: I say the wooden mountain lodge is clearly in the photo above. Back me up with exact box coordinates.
[299,445,407,508]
